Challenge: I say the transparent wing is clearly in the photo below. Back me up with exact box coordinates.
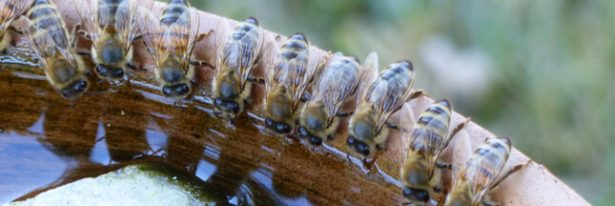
[134,5,160,65]
[0,0,33,29]
[371,63,415,131]
[355,51,379,108]
[71,0,98,39]
[219,19,262,87]
[318,54,361,119]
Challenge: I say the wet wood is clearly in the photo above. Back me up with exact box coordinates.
[0,0,589,205]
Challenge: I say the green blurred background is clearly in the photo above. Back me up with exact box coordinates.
[192,0,614,204]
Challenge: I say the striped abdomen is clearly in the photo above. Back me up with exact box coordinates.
[28,0,69,57]
[97,0,123,30]
[464,137,511,196]
[366,60,414,113]
[273,33,309,93]
[222,17,260,73]
[409,100,452,156]
[158,0,191,54]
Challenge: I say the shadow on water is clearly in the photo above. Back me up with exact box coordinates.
[0,65,403,205]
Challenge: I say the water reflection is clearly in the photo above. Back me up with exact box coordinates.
[0,69,404,205]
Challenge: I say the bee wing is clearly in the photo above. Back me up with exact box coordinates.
[374,67,415,131]
[460,138,511,203]
[70,0,98,39]
[17,16,47,66]
[0,0,33,29]
[218,19,263,88]
[115,0,153,49]
[355,52,379,107]
[319,54,361,120]
[186,7,202,65]
[134,4,160,65]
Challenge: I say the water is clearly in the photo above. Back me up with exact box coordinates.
[0,68,404,205]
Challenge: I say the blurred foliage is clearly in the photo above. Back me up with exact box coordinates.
[190,0,614,204]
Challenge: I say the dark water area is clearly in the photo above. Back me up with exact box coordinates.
[0,67,403,205]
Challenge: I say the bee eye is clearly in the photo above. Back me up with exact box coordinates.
[61,80,88,99]
[265,118,274,128]
[276,123,291,134]
[175,84,190,95]
[403,187,430,202]
[96,65,109,76]
[227,101,240,113]
[214,98,223,106]
[111,68,124,78]
[162,86,173,96]
[74,80,88,92]
[298,127,309,138]
[346,135,356,146]
[309,136,323,146]
[354,141,370,156]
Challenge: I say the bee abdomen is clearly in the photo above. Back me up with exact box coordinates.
[98,0,122,27]
[381,61,413,80]
[29,0,69,51]
[160,0,189,26]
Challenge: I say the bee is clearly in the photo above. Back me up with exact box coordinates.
[264,33,322,135]
[444,137,524,206]
[297,52,375,146]
[399,100,468,204]
[21,0,89,99]
[142,0,209,100]
[346,59,423,159]
[0,0,33,52]
[72,0,146,83]
[212,17,263,120]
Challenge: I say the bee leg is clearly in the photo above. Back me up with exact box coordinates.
[190,59,214,70]
[443,118,471,148]
[409,90,429,100]
[7,25,23,35]
[490,160,531,190]
[300,92,311,102]
[246,76,265,84]
[385,122,399,130]
[336,111,354,117]
[435,161,452,170]
[481,197,499,206]
[126,61,143,71]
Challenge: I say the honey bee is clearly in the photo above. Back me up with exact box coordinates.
[72,0,146,83]
[142,0,209,100]
[264,33,322,135]
[0,0,33,52]
[444,137,524,206]
[346,59,423,159]
[212,17,263,120]
[297,52,375,146]
[21,0,89,99]
[399,100,468,204]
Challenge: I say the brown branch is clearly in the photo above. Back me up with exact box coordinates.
[23,0,590,205]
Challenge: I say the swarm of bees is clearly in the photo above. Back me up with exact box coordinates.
[0,0,528,205]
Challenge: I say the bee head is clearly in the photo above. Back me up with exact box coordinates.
[95,64,125,80]
[403,187,430,203]
[265,117,292,134]
[298,104,329,145]
[346,135,371,156]
[61,79,89,99]
[162,83,191,99]
[213,98,242,119]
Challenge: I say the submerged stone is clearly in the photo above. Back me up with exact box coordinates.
[6,164,214,206]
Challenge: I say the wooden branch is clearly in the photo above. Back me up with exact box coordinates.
[7,0,588,205]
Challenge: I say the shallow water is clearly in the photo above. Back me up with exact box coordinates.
[0,67,404,205]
